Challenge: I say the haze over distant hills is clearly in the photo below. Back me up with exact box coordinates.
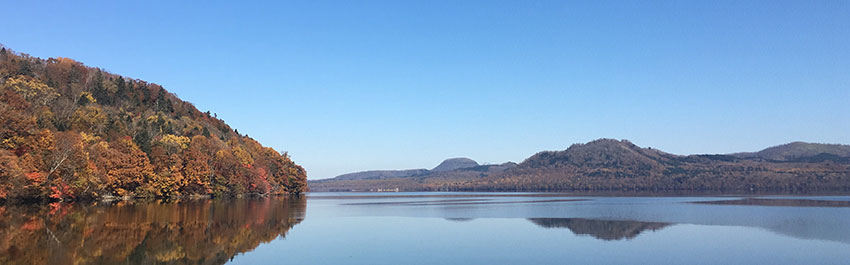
[309,139,850,192]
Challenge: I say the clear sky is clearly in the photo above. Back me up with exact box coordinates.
[2,0,848,179]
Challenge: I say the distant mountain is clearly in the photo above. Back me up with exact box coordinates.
[333,169,429,181]
[731,142,850,161]
[432,158,479,171]
[309,139,850,193]
[310,158,517,191]
[519,139,673,170]
[322,157,484,182]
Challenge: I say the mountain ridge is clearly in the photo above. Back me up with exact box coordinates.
[730,141,850,161]
[309,139,850,192]
[316,157,494,182]
[331,169,430,181]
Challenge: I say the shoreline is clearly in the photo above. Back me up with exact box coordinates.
[1,192,304,205]
[306,190,850,198]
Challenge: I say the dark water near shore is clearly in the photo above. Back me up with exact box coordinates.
[1,193,849,264]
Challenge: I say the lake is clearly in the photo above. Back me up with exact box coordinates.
[1,193,849,264]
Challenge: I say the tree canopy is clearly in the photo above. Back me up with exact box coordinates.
[0,47,307,202]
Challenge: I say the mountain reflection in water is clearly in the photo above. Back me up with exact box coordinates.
[528,218,671,241]
[0,197,306,265]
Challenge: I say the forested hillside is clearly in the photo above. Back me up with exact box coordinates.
[310,139,850,193]
[0,46,307,202]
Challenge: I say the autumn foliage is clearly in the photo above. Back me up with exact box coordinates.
[0,46,307,202]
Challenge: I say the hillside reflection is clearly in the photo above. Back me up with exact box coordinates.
[528,218,670,240]
[0,197,306,265]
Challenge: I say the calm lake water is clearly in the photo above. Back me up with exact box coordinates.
[2,193,849,264]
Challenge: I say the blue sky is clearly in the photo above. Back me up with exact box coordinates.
[2,0,848,179]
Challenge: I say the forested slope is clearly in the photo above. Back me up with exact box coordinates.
[0,46,307,202]
[311,139,850,193]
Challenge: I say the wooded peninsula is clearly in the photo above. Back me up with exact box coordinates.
[0,46,307,203]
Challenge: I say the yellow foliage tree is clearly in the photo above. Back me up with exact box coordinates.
[2,75,59,106]
[158,134,190,152]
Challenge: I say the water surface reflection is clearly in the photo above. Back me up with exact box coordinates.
[4,194,850,265]
[0,198,305,265]
[528,218,671,240]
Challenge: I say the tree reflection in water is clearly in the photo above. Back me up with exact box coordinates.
[528,218,670,241]
[0,197,306,265]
